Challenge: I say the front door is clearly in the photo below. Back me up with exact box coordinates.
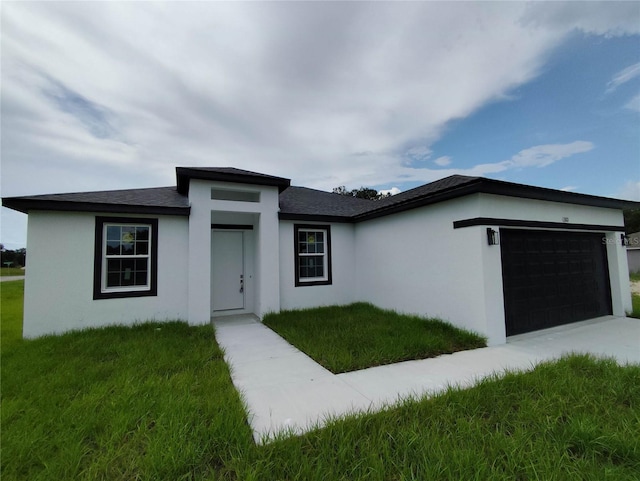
[211,230,244,311]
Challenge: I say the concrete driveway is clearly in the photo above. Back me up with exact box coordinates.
[213,315,640,443]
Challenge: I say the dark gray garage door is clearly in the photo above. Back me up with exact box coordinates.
[501,229,612,336]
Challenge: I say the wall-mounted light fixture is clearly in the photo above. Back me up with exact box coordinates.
[487,228,499,246]
[621,233,629,247]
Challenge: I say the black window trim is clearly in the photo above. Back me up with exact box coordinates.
[294,224,332,287]
[94,216,158,299]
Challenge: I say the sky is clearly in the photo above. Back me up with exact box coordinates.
[1,1,639,250]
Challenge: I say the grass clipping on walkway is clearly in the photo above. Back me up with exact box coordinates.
[263,302,486,373]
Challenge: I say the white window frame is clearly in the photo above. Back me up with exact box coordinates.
[295,225,332,286]
[94,217,158,300]
[102,223,152,293]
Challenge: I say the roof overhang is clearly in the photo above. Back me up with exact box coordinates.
[176,167,291,195]
[278,212,355,223]
[1,197,190,216]
[354,177,639,222]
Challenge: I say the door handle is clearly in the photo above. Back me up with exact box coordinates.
[239,275,244,293]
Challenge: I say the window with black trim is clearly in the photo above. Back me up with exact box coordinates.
[294,224,332,286]
[94,217,158,299]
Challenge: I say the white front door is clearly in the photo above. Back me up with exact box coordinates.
[211,230,244,311]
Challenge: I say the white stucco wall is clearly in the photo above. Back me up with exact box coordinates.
[354,196,494,340]
[187,179,281,324]
[21,186,631,342]
[279,221,356,310]
[629,249,640,274]
[354,193,631,346]
[477,193,623,227]
[23,211,189,338]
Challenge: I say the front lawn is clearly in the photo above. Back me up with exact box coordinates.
[3,285,640,480]
[263,302,486,373]
[0,280,24,349]
[629,293,640,319]
[0,267,25,277]
[1,284,252,480]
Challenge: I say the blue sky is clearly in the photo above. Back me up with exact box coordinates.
[1,2,639,249]
[407,32,640,198]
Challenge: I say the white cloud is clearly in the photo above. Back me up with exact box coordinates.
[434,156,452,167]
[379,187,401,196]
[560,186,578,192]
[405,146,433,163]
[625,94,640,112]
[617,181,640,201]
[606,62,640,93]
[520,2,640,37]
[506,141,594,169]
[1,2,621,195]
[330,141,596,190]
[1,2,637,247]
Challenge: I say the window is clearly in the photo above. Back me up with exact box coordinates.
[94,217,158,299]
[294,224,332,286]
[211,188,260,202]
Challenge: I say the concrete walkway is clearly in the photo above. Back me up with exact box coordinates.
[213,315,640,443]
[0,276,25,282]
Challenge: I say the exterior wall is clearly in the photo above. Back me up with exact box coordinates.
[477,193,623,229]
[355,194,631,346]
[605,232,632,316]
[628,249,640,273]
[21,186,632,340]
[477,194,631,320]
[23,211,189,338]
[279,221,356,310]
[187,179,281,325]
[355,196,493,340]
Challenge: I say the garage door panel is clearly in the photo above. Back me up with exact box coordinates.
[501,230,612,336]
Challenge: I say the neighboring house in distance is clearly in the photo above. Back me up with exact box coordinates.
[627,231,640,273]
[2,167,637,345]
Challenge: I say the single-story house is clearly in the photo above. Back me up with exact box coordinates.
[627,231,640,274]
[2,167,636,345]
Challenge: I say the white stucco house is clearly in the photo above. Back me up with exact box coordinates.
[2,167,636,345]
[627,231,640,273]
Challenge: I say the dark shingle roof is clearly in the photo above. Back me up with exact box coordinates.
[279,187,375,221]
[278,175,482,221]
[357,175,481,220]
[3,171,637,220]
[278,174,639,222]
[375,175,480,208]
[2,186,190,215]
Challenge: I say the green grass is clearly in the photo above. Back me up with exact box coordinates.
[263,302,486,373]
[627,273,640,318]
[3,286,640,480]
[0,267,25,276]
[245,355,640,481]
[1,282,253,480]
[0,280,24,348]
[629,293,640,319]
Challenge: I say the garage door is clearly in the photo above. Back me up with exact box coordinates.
[501,229,612,336]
